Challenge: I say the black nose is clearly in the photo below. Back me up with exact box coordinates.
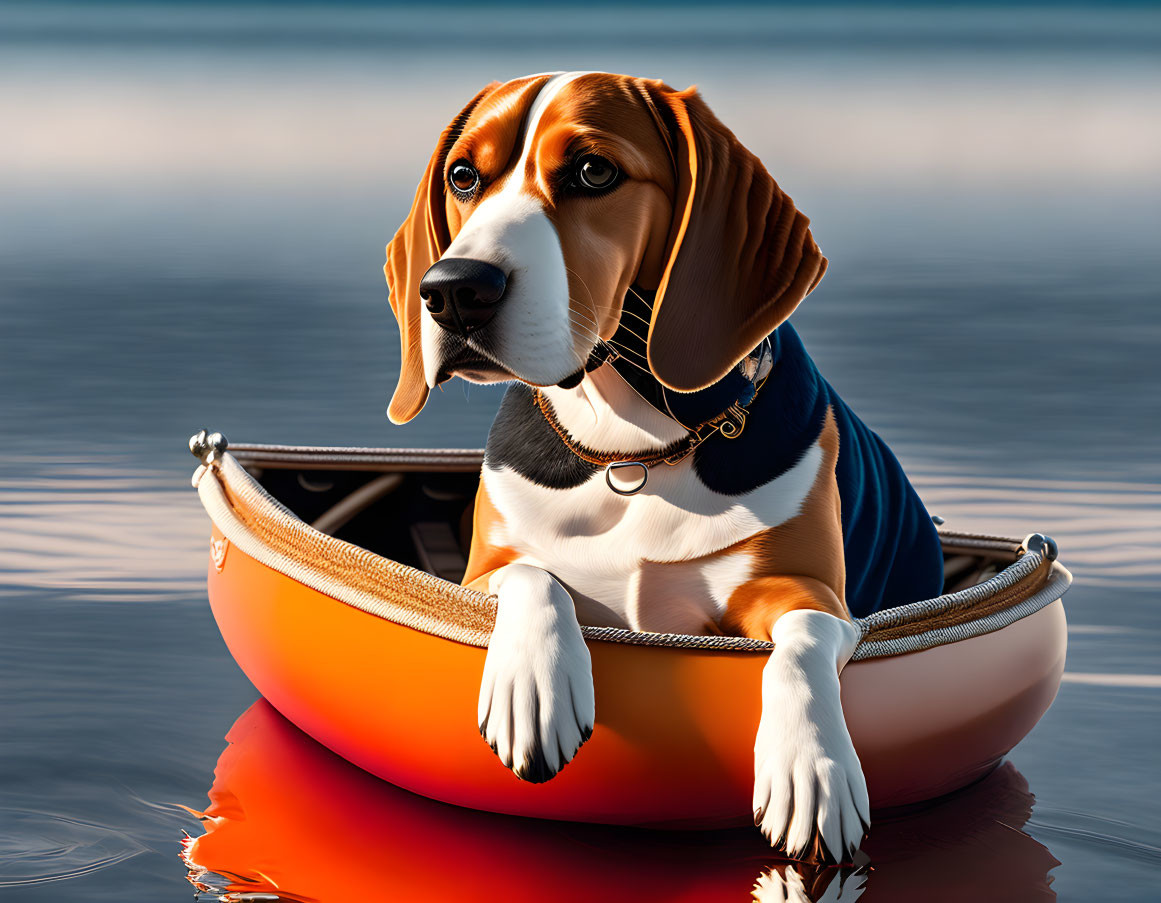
[420,258,507,336]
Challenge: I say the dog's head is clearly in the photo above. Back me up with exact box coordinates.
[385,71,826,424]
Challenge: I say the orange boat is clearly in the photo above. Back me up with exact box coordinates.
[189,430,1070,828]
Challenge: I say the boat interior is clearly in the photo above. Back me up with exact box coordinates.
[229,444,1017,606]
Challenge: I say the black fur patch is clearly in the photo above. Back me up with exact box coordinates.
[691,329,829,497]
[513,692,556,783]
[484,383,598,489]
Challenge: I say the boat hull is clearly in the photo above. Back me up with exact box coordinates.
[206,525,1067,826]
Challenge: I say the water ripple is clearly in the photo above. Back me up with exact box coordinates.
[1028,806,1161,867]
[914,471,1161,589]
[0,463,207,600]
[0,809,146,887]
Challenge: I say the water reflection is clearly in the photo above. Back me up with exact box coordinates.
[184,700,1058,902]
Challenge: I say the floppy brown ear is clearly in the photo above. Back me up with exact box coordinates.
[643,85,827,392]
[385,83,498,424]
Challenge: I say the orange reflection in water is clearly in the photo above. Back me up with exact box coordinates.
[183,700,1058,903]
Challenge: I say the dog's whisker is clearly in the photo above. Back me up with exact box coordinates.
[566,268,645,372]
[564,313,658,381]
[609,357,656,380]
[605,318,652,347]
[603,343,650,366]
[595,341,658,380]
[567,313,614,363]
[625,284,657,312]
[565,266,607,332]
[608,349,651,375]
[567,306,602,333]
[569,301,649,346]
[564,266,601,316]
[567,308,613,346]
[568,307,610,356]
[568,316,624,360]
[566,308,603,345]
[561,273,658,353]
[566,312,603,345]
[616,306,654,331]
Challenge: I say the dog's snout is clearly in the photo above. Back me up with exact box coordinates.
[420,258,507,336]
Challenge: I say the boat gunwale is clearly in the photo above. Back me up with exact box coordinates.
[228,443,485,472]
[193,441,1072,660]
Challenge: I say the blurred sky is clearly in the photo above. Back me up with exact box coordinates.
[1,1,1158,468]
[5,2,1160,191]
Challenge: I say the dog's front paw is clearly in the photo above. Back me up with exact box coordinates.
[752,645,873,863]
[477,565,595,783]
[753,700,870,862]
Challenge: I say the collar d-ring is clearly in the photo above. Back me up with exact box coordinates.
[605,461,649,495]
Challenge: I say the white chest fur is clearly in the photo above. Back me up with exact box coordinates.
[482,438,823,632]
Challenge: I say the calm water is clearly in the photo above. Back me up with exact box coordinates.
[2,4,1160,901]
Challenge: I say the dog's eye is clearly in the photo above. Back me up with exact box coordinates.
[448,162,479,196]
[576,155,618,191]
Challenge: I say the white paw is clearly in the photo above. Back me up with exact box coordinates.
[753,712,869,861]
[478,565,595,783]
[753,612,870,862]
[753,865,867,903]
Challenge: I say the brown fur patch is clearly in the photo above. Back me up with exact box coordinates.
[719,407,849,640]
[462,480,517,592]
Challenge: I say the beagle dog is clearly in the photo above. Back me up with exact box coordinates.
[384,72,944,862]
